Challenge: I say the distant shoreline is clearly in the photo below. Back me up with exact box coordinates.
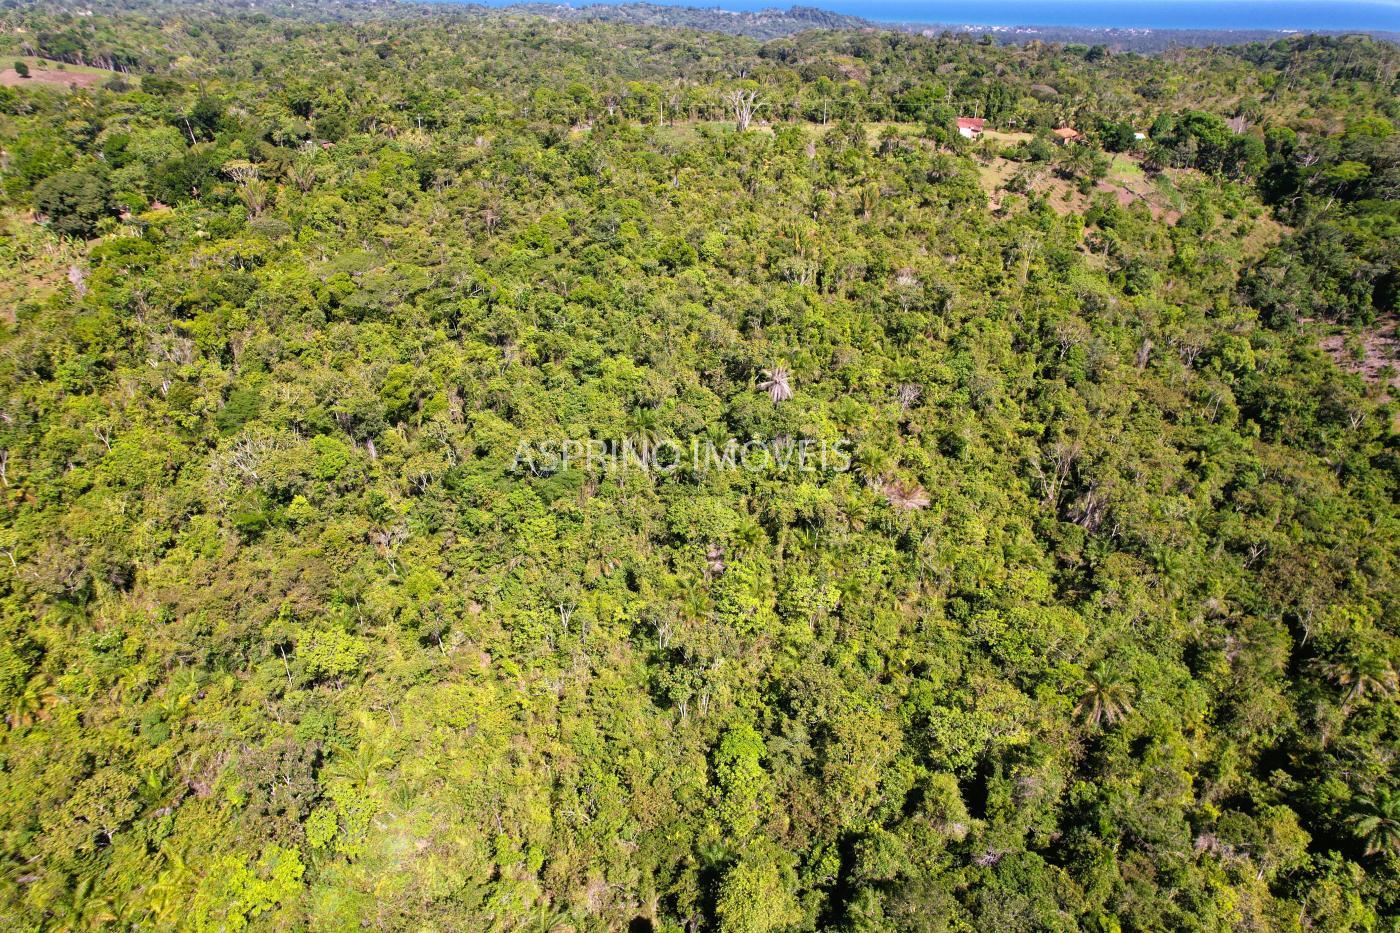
[464,1,1400,47]
[472,0,1400,32]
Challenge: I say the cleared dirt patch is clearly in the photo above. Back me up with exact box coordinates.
[1,58,110,89]
[1320,322,1400,394]
[974,150,1187,224]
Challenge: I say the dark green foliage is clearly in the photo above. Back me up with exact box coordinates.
[216,387,262,435]
[150,147,222,203]
[32,169,113,238]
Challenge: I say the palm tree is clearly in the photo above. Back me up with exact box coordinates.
[758,366,793,403]
[789,525,820,555]
[882,479,930,511]
[625,406,662,454]
[1075,666,1135,728]
[852,446,891,488]
[47,876,118,932]
[237,177,271,217]
[326,736,394,788]
[285,161,317,193]
[7,674,57,728]
[522,903,577,933]
[1349,789,1400,857]
[679,583,710,626]
[732,516,763,556]
[1320,651,1398,710]
[145,843,194,926]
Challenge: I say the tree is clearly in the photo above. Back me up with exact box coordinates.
[882,478,930,511]
[151,147,222,203]
[13,61,29,78]
[1074,665,1135,728]
[1319,650,1398,711]
[1100,119,1136,152]
[714,848,802,933]
[33,169,113,238]
[47,768,140,852]
[713,723,771,837]
[723,85,764,132]
[626,405,663,453]
[758,366,793,403]
[7,674,57,728]
[1350,790,1400,857]
[187,95,226,140]
[325,734,394,789]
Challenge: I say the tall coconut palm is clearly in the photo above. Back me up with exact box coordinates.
[732,515,764,556]
[1321,651,1398,710]
[852,446,892,488]
[326,736,394,789]
[1075,666,1136,729]
[7,673,57,728]
[1350,789,1400,857]
[758,366,793,404]
[626,405,663,454]
[882,478,930,511]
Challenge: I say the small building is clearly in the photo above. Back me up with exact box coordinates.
[1052,126,1083,145]
[956,117,986,139]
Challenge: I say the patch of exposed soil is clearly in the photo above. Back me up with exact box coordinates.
[1,68,107,89]
[1319,321,1400,400]
[974,152,1185,224]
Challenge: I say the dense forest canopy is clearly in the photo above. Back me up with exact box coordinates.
[0,2,1397,930]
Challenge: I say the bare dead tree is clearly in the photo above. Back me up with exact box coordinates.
[1031,439,1081,508]
[722,88,764,132]
[1135,337,1153,369]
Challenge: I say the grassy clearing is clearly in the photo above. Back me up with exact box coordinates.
[981,129,1034,146]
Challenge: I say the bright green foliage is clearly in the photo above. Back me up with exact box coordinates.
[190,845,304,931]
[714,723,772,838]
[297,629,368,685]
[715,847,803,932]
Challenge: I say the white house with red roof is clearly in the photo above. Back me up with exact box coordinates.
[957,117,986,139]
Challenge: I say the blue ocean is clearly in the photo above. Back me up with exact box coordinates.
[479,1,1400,30]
